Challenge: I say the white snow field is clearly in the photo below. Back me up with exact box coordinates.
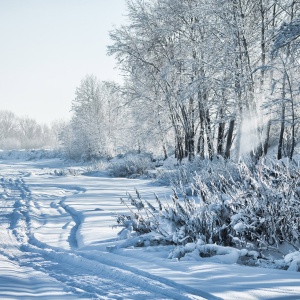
[0,156,300,300]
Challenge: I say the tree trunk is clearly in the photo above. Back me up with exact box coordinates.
[278,70,287,160]
[197,92,206,159]
[162,144,168,160]
[277,105,285,160]
[217,121,225,156]
[187,132,195,161]
[263,119,271,155]
[175,134,184,162]
[225,119,235,159]
[290,122,295,160]
[197,126,205,159]
[286,71,296,160]
[184,134,189,158]
[205,109,213,160]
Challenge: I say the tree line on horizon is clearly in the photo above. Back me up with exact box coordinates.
[0,110,62,150]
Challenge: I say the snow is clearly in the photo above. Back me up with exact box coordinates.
[285,252,300,272]
[1,155,300,299]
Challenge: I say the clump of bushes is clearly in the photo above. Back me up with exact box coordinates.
[109,152,154,178]
[156,156,241,194]
[52,168,81,176]
[114,159,300,266]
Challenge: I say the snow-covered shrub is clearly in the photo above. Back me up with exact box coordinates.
[109,153,154,177]
[237,161,299,251]
[156,156,241,194]
[172,243,241,264]
[284,251,300,271]
[190,159,300,253]
[115,159,300,264]
[52,168,81,176]
[115,189,165,237]
[83,159,110,173]
[115,188,217,248]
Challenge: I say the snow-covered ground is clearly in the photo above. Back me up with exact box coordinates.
[0,156,300,299]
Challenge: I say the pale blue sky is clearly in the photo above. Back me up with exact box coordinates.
[0,0,127,124]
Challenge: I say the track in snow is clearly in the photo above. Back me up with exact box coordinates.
[0,174,216,300]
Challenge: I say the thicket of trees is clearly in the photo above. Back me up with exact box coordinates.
[62,0,300,162]
[0,110,61,150]
[62,73,174,160]
[60,75,129,160]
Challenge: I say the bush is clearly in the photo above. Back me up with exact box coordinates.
[109,153,154,177]
[52,168,81,176]
[156,156,241,193]
[83,159,110,174]
[115,159,300,262]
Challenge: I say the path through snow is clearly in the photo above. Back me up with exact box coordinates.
[0,161,208,299]
[0,158,300,299]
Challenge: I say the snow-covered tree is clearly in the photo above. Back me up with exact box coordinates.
[109,0,300,161]
[0,110,60,150]
[61,75,129,160]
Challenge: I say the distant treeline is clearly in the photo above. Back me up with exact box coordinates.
[0,110,63,150]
